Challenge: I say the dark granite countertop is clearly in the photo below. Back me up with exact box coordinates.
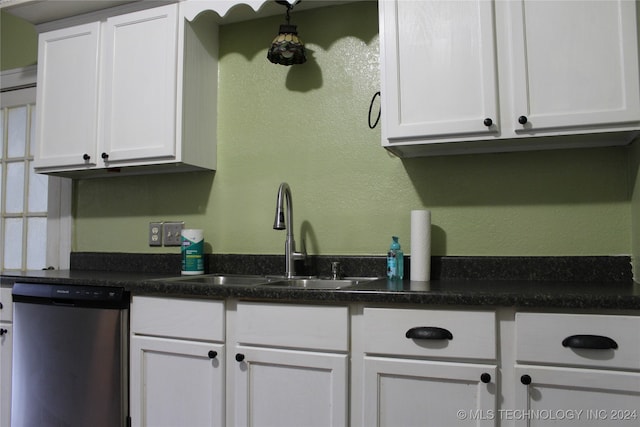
[2,269,640,310]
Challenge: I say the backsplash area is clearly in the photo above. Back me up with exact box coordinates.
[70,253,632,283]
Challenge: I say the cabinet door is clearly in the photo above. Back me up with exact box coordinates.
[364,356,497,427]
[102,4,178,165]
[508,0,640,132]
[130,336,224,427]
[34,22,101,169]
[0,325,11,427]
[515,365,640,426]
[233,346,348,427]
[380,0,499,142]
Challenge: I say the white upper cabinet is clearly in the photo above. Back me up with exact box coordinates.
[33,3,218,176]
[101,6,179,164]
[34,22,101,169]
[508,0,640,133]
[381,0,640,157]
[380,0,499,141]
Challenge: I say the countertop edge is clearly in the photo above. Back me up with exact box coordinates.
[3,270,640,311]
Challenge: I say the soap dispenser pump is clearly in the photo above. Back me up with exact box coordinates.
[387,236,404,280]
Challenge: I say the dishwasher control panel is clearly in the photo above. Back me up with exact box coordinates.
[12,282,129,309]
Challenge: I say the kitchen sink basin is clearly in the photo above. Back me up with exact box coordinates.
[167,274,380,289]
[264,277,377,290]
[172,274,274,286]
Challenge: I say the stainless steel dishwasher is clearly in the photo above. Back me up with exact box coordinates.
[11,282,129,427]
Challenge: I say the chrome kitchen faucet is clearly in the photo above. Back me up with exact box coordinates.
[273,182,306,278]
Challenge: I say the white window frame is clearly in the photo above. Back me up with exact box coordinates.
[1,66,72,270]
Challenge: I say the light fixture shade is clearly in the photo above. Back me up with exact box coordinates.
[268,24,307,66]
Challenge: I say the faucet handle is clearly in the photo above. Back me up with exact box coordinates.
[294,238,307,260]
[331,261,342,280]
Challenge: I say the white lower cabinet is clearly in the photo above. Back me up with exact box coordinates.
[129,297,640,427]
[513,312,640,427]
[514,365,640,427]
[130,337,224,427]
[0,288,12,427]
[363,357,496,427]
[231,302,349,427]
[233,346,348,427]
[130,296,225,427]
[359,307,498,427]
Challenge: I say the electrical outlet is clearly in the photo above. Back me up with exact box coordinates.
[163,221,184,246]
[149,222,163,246]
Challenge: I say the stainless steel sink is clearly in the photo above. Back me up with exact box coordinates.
[167,274,379,289]
[172,274,274,286]
[263,277,377,290]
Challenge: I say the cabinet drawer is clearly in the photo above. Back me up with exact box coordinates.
[516,312,640,370]
[131,296,224,342]
[363,308,496,360]
[0,287,12,322]
[236,302,348,352]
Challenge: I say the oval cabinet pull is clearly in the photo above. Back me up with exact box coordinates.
[518,115,528,125]
[235,353,245,362]
[0,329,7,336]
[562,334,618,350]
[520,374,532,385]
[0,302,3,309]
[208,350,218,359]
[101,152,109,160]
[483,118,493,127]
[82,153,91,161]
[480,373,491,384]
[405,326,453,340]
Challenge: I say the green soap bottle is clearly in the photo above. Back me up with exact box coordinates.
[387,236,404,280]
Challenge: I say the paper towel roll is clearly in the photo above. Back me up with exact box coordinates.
[410,210,431,281]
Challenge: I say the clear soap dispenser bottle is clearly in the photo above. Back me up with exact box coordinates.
[387,236,404,280]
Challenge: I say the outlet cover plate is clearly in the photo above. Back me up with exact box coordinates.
[164,221,184,246]
[149,222,163,246]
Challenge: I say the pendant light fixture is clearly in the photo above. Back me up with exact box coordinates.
[267,0,306,66]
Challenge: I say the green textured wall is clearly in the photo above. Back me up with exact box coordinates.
[0,11,37,70]
[72,2,632,258]
[2,3,637,274]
